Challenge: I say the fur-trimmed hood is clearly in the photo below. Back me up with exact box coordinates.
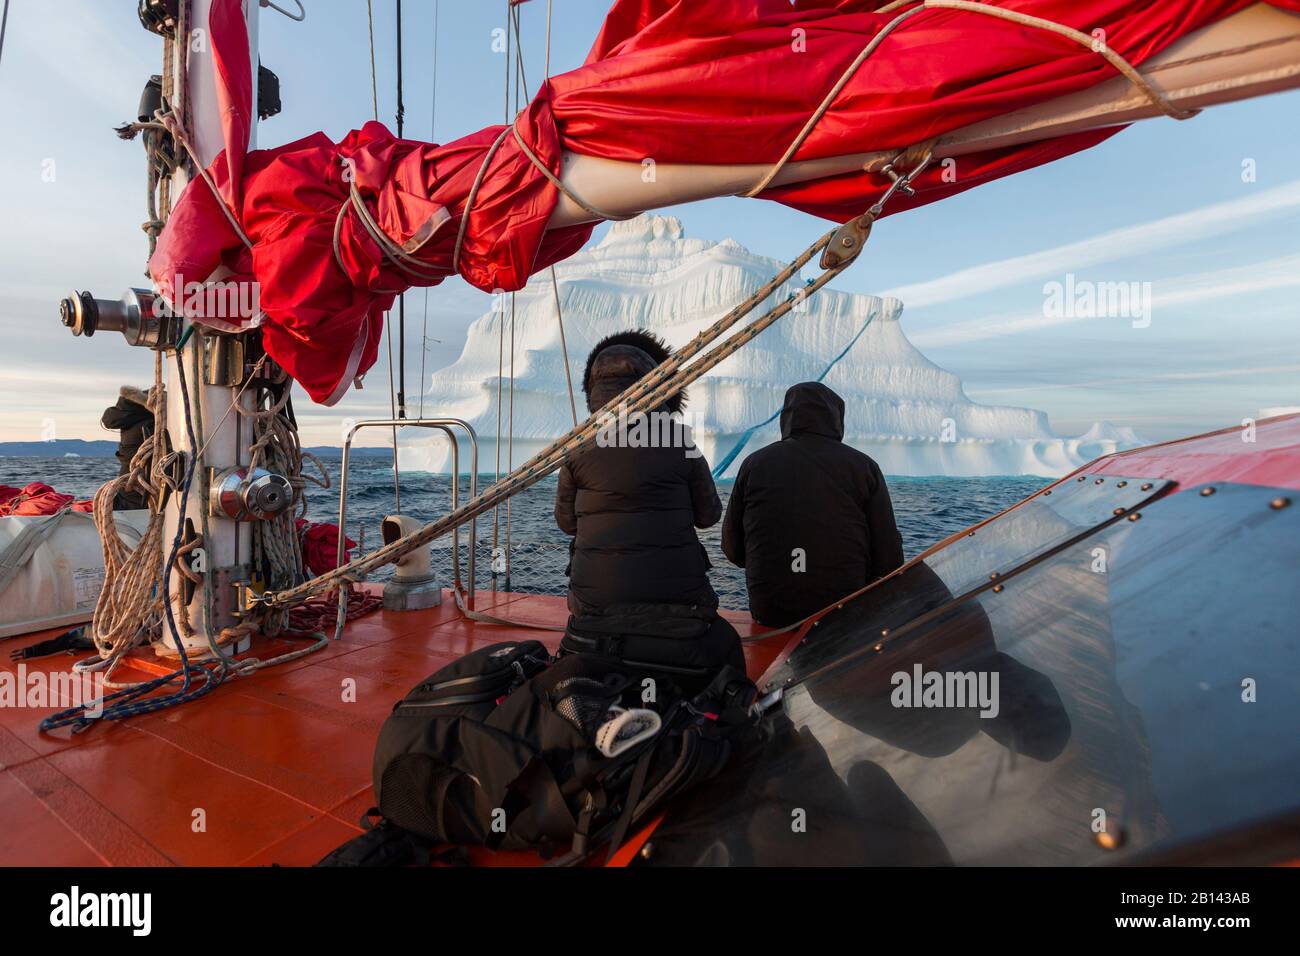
[581,329,685,415]
[120,385,151,408]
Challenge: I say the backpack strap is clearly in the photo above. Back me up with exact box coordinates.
[314,820,428,867]
[603,744,657,863]
[485,755,573,851]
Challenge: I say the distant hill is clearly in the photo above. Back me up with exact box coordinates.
[306,446,392,459]
[0,439,118,457]
[0,440,392,459]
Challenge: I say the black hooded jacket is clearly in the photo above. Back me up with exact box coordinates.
[101,388,153,477]
[721,382,904,627]
[555,331,720,616]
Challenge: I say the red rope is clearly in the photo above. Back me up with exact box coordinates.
[286,585,382,633]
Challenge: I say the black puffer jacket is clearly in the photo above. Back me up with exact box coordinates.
[556,331,720,616]
[721,382,904,627]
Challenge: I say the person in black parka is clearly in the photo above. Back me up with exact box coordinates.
[721,381,905,628]
[555,330,743,681]
[101,385,154,511]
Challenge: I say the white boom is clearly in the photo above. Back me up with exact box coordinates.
[548,3,1300,229]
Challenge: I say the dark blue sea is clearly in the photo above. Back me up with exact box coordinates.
[1,455,1048,609]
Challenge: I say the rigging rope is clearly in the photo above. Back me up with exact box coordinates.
[506,290,515,585]
[710,297,879,479]
[385,311,401,511]
[418,0,440,420]
[395,0,407,422]
[0,0,10,72]
[551,269,578,427]
[540,0,578,428]
[365,0,378,122]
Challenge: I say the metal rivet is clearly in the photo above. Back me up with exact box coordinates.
[873,643,882,652]
[880,629,889,637]
[1112,507,1125,516]
[1200,487,1216,497]
[1270,497,1291,510]
[990,571,1000,580]
[992,584,1004,593]
[1094,478,1105,485]
[1116,481,1128,488]
[1127,512,1141,522]
[1043,489,1052,495]
[967,531,975,537]
[640,842,654,861]
[1094,824,1126,851]
[1140,483,1153,491]
[1077,476,1087,482]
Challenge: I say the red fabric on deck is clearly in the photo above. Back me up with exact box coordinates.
[296,519,357,577]
[150,0,1300,404]
[0,483,93,516]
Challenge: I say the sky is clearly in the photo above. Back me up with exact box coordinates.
[1,0,1297,449]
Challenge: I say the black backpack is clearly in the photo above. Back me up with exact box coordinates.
[323,639,761,865]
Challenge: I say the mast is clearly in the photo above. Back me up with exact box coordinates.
[56,0,270,656]
[162,0,263,652]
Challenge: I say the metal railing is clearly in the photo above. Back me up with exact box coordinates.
[337,417,479,610]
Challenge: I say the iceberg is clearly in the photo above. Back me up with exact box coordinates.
[400,216,1144,478]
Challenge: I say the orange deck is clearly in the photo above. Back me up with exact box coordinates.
[0,589,782,867]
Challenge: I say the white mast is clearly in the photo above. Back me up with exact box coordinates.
[162,0,263,653]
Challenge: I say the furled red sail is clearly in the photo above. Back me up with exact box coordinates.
[149,0,1300,404]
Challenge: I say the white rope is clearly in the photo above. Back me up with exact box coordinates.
[491,290,505,575]
[551,269,578,427]
[540,1,578,427]
[418,0,440,420]
[365,0,378,122]
[0,0,11,72]
[384,312,401,511]
[506,291,515,582]
[88,354,168,663]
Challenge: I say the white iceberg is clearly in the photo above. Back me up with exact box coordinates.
[400,215,1145,478]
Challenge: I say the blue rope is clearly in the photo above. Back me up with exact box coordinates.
[40,342,234,733]
[711,290,876,478]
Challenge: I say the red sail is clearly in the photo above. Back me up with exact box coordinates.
[150,0,1300,404]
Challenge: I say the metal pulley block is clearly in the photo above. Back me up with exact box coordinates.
[210,466,293,521]
[820,145,936,271]
[820,214,874,270]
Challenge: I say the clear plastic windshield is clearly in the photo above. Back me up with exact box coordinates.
[646,481,1300,865]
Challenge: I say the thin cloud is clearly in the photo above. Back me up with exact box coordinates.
[883,180,1300,309]
[912,253,1300,348]
[976,363,1300,395]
